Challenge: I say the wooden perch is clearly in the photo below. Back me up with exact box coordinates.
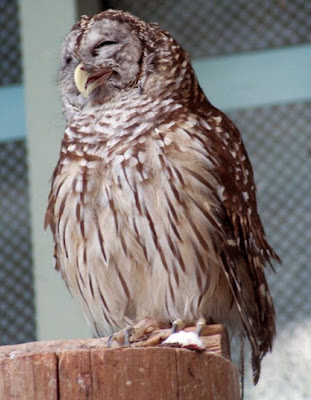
[0,324,240,400]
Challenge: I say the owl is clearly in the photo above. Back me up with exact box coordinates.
[45,9,280,384]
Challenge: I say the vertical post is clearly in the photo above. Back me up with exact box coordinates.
[19,0,90,341]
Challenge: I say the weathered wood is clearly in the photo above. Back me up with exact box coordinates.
[0,353,58,400]
[0,325,240,400]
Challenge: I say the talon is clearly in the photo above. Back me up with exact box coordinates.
[124,327,134,347]
[107,335,114,348]
[196,318,206,336]
[171,318,186,333]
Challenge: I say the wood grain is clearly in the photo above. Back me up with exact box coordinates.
[0,325,239,399]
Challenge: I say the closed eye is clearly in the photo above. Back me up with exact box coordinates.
[93,40,118,56]
[97,40,118,47]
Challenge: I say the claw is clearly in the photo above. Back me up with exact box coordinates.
[196,318,206,336]
[171,319,186,333]
[124,327,134,347]
[107,335,114,348]
[106,318,162,348]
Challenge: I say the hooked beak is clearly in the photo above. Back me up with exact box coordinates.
[74,62,113,97]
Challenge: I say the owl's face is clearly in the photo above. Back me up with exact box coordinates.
[74,17,143,104]
[61,10,191,114]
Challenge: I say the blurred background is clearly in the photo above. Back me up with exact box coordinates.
[0,0,310,398]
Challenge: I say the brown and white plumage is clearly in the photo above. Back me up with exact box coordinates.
[45,10,280,384]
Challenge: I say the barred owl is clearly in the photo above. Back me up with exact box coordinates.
[45,10,280,384]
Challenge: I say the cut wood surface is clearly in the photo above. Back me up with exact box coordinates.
[0,324,240,400]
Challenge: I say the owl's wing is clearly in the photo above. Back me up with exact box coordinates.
[165,101,278,383]
[194,104,279,383]
[44,160,65,273]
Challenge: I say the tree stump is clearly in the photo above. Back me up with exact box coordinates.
[0,325,240,399]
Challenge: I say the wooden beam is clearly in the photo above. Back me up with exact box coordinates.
[0,325,240,399]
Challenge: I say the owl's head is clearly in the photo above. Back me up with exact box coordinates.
[64,10,195,107]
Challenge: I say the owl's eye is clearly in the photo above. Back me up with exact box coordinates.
[65,56,73,65]
[93,40,118,56]
[96,40,118,48]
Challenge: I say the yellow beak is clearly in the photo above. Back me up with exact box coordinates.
[74,63,113,98]
[74,63,90,97]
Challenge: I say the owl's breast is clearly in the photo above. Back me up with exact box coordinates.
[51,116,239,335]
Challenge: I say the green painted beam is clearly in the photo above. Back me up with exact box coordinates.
[0,85,25,142]
[193,44,311,110]
[1,44,310,142]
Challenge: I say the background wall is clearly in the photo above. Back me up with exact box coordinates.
[0,0,35,345]
[0,1,310,398]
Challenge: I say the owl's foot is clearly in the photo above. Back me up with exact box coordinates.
[107,317,163,347]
